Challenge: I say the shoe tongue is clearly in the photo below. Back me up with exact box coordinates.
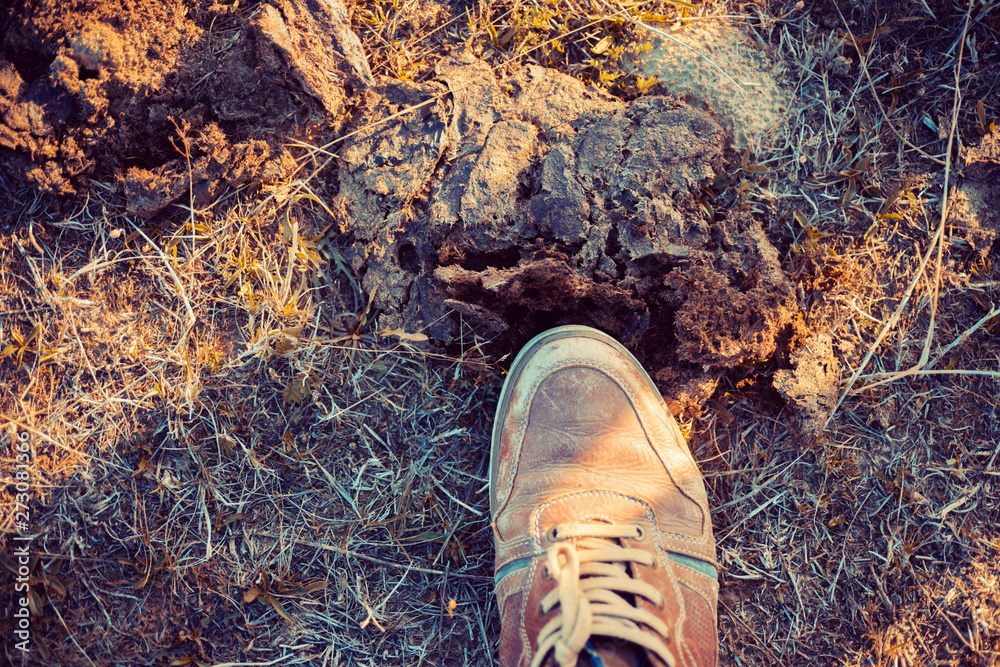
[579,641,650,667]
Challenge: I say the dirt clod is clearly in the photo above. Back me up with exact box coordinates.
[772,331,840,439]
[253,0,374,118]
[0,0,369,210]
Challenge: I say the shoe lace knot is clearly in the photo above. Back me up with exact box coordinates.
[531,522,675,667]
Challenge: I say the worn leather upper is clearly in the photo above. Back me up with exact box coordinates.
[490,326,719,667]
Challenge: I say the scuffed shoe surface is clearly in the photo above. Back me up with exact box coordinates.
[490,326,718,667]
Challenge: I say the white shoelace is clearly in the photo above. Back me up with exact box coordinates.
[531,523,675,667]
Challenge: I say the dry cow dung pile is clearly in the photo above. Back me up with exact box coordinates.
[1,0,807,417]
[339,53,799,414]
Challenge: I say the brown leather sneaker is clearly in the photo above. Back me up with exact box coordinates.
[490,326,718,667]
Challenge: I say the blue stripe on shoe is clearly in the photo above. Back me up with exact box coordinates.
[495,556,533,585]
[583,641,605,667]
[667,551,718,580]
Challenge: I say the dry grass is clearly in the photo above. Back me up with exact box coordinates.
[700,0,1000,664]
[3,0,1000,665]
[347,0,729,95]
[0,170,502,664]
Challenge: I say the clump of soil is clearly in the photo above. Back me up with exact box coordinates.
[0,0,371,210]
[772,332,840,439]
[337,52,799,414]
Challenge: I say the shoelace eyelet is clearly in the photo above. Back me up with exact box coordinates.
[541,564,552,580]
[634,525,646,541]
[546,526,560,543]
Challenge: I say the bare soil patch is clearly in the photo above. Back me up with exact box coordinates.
[0,0,372,207]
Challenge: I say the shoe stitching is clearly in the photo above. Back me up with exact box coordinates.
[573,358,710,528]
[532,489,712,551]
[677,575,721,614]
[498,534,533,553]
[498,352,707,526]
[677,580,720,667]
[646,508,717,552]
[496,556,534,590]
[519,555,542,663]
[664,574,720,667]
[497,545,538,563]
[649,518,719,608]
[531,490,655,547]
[496,548,545,585]
[498,342,648,513]
[679,636,698,667]
[671,569,718,625]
